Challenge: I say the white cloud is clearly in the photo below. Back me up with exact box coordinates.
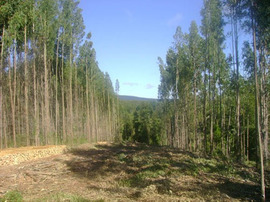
[167,13,183,27]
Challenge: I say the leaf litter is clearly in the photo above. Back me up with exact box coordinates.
[0,143,268,201]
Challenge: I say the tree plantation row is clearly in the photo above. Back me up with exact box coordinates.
[120,0,269,163]
[119,0,269,200]
[158,0,269,162]
[0,0,120,148]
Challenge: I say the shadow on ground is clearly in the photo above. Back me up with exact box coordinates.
[65,143,268,201]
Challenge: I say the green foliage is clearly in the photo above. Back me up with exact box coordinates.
[120,101,164,145]
[118,153,127,161]
[122,120,133,141]
[119,162,168,188]
[0,0,119,148]
[0,190,23,202]
[155,0,266,163]
[67,136,88,146]
[119,173,146,188]
[35,192,92,202]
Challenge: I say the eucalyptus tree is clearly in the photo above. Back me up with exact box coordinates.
[236,0,269,199]
[177,34,193,150]
[253,0,270,167]
[223,0,244,160]
[67,0,84,142]
[158,26,194,150]
[18,0,34,146]
[0,1,8,148]
[201,0,225,155]
[4,0,26,147]
[241,41,255,160]
[115,79,121,137]
[54,15,61,144]
[200,0,211,154]
[0,1,5,147]
[36,0,58,144]
[77,32,94,141]
[30,1,41,146]
[158,51,176,147]
[171,26,185,148]
[104,72,114,140]
[252,9,265,200]
[188,21,203,151]
[241,0,270,199]
[57,0,84,143]
[158,57,174,145]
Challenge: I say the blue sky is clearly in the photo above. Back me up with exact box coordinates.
[78,0,204,98]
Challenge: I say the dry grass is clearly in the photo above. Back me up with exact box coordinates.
[0,143,268,201]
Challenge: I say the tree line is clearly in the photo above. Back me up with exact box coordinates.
[119,0,268,200]
[120,101,164,145]
[157,0,269,200]
[0,0,119,148]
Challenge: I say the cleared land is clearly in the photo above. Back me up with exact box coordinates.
[0,143,269,201]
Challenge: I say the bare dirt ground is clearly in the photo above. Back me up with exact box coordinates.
[0,143,268,201]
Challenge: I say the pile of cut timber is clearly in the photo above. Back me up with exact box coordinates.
[0,145,67,166]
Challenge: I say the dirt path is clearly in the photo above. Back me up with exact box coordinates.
[0,143,267,201]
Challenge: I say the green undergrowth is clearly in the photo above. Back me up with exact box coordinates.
[35,193,88,202]
[115,144,259,189]
[0,191,103,202]
[35,192,102,202]
[0,190,23,202]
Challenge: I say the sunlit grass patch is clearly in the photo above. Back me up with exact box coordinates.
[35,192,93,202]
[118,162,170,188]
[119,174,146,188]
[0,190,23,202]
[118,153,127,161]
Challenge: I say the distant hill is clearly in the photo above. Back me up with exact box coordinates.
[119,95,157,102]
